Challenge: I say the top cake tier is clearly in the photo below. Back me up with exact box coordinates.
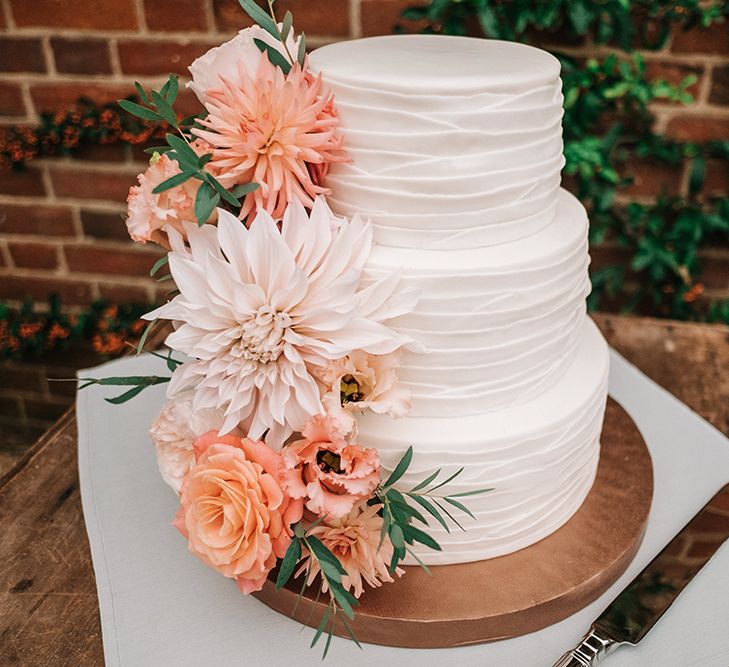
[308,35,565,250]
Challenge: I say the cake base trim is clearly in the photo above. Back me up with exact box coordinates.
[251,398,653,648]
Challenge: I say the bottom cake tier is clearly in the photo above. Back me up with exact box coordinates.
[355,316,609,564]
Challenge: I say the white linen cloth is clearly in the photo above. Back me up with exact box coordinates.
[77,350,729,667]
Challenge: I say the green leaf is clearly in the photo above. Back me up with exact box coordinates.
[409,468,441,492]
[160,74,179,104]
[194,181,220,225]
[424,467,463,494]
[323,623,334,660]
[165,134,199,169]
[406,493,449,532]
[688,154,706,196]
[105,385,147,404]
[328,581,357,619]
[401,524,441,551]
[307,536,348,577]
[151,90,178,127]
[405,546,432,576]
[281,10,293,40]
[383,445,413,488]
[276,537,301,590]
[432,498,465,531]
[339,615,362,650]
[238,0,281,41]
[152,170,196,194]
[206,174,241,207]
[310,604,330,648]
[443,496,476,519]
[134,82,151,105]
[230,182,260,197]
[388,523,405,550]
[149,255,169,277]
[118,99,163,122]
[297,32,306,65]
[143,146,172,155]
[254,38,292,74]
[136,318,158,354]
[447,487,494,498]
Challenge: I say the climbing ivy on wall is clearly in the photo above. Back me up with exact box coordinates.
[402,0,729,322]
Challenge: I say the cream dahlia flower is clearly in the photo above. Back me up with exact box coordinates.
[192,51,347,221]
[149,390,231,493]
[145,197,418,447]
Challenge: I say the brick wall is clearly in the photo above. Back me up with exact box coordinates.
[0,0,728,310]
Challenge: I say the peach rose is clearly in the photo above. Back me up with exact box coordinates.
[174,431,303,594]
[282,416,381,519]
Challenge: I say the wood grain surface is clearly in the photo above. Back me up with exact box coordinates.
[0,315,726,665]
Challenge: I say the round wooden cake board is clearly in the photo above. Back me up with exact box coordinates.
[252,398,654,648]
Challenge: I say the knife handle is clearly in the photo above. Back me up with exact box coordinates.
[552,625,620,666]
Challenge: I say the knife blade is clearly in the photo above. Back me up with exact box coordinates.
[554,481,729,666]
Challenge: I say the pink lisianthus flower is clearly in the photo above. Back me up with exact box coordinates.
[282,415,381,520]
[192,51,347,222]
[125,140,217,247]
[299,502,403,598]
[315,350,412,436]
[174,431,303,594]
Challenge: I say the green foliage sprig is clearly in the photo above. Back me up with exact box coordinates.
[401,0,729,323]
[118,75,259,227]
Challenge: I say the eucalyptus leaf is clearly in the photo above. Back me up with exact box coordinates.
[230,182,260,197]
[151,170,196,194]
[194,182,220,226]
[254,38,292,74]
[310,603,330,648]
[118,99,162,122]
[105,385,146,404]
[409,468,441,492]
[443,496,476,519]
[134,82,151,105]
[276,537,301,590]
[238,0,281,40]
[151,91,178,127]
[149,255,169,277]
[297,32,306,65]
[383,445,412,488]
[406,493,450,532]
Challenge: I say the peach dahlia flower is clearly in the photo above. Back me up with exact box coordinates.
[174,431,303,594]
[282,415,381,519]
[300,502,402,598]
[193,52,347,221]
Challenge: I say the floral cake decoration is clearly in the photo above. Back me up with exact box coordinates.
[81,0,491,656]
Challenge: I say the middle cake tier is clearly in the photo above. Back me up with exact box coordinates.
[363,188,590,417]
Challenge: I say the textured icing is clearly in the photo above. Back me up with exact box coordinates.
[309,35,565,250]
[308,35,608,565]
[356,318,609,564]
[363,189,589,416]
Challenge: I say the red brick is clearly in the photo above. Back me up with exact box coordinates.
[0,204,76,237]
[10,0,138,30]
[703,158,729,198]
[700,253,729,289]
[144,0,209,32]
[623,158,685,198]
[644,60,703,104]
[0,273,93,304]
[71,142,129,162]
[64,243,163,276]
[80,209,130,241]
[117,39,218,77]
[590,242,632,270]
[709,65,729,107]
[665,116,729,143]
[0,362,47,393]
[0,37,46,73]
[49,166,135,202]
[213,0,350,36]
[98,282,151,303]
[30,83,133,113]
[8,242,59,270]
[671,21,729,56]
[0,394,22,419]
[361,0,425,37]
[0,167,46,197]
[0,82,26,117]
[51,37,113,75]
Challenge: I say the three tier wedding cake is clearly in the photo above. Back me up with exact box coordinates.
[107,4,610,651]
[309,35,609,564]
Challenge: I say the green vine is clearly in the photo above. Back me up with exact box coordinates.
[402,1,729,322]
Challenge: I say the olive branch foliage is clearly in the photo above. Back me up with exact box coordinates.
[275,445,492,658]
[401,0,729,322]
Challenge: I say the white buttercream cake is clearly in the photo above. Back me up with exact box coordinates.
[309,35,609,565]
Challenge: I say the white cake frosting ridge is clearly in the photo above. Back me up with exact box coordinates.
[308,35,565,250]
[355,317,609,564]
[363,189,590,416]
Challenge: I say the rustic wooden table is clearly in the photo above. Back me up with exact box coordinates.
[1,314,727,666]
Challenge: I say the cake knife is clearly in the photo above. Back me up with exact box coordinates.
[554,481,729,666]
